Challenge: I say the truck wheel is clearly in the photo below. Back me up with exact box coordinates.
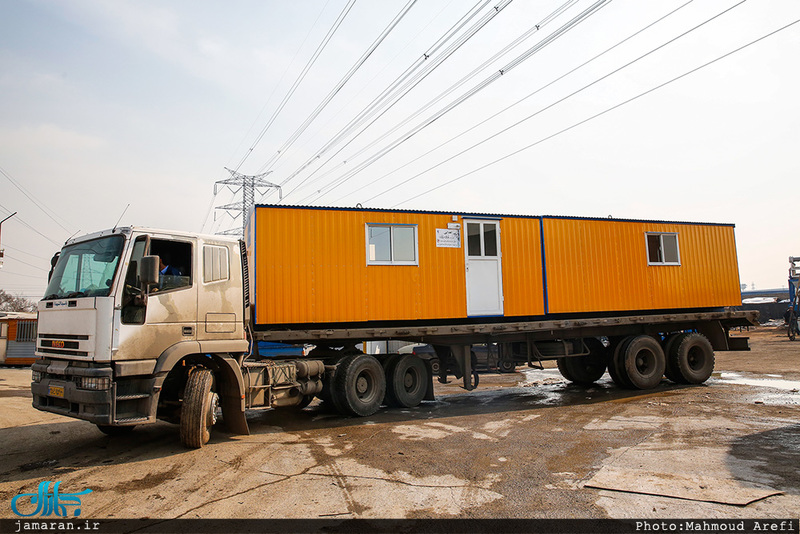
[669,332,715,384]
[622,335,666,390]
[663,334,685,383]
[96,424,136,436]
[386,354,428,408]
[333,354,386,417]
[608,337,635,389]
[180,368,218,449]
[561,339,607,385]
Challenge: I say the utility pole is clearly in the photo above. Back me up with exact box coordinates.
[214,169,282,237]
[0,211,17,269]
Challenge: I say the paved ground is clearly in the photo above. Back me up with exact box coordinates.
[1,327,798,520]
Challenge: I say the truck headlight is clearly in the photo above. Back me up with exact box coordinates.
[78,376,111,391]
[32,370,43,383]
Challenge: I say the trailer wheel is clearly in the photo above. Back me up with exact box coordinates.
[385,354,427,408]
[498,358,516,373]
[560,339,608,385]
[622,335,666,390]
[96,424,136,436]
[669,332,715,384]
[333,354,386,417]
[180,368,218,449]
[663,334,685,383]
[608,337,635,389]
[556,358,576,382]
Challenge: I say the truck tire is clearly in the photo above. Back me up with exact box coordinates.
[622,335,666,390]
[560,339,608,385]
[333,354,386,417]
[669,332,715,384]
[608,337,635,389]
[96,424,136,436]
[663,333,685,383]
[385,354,428,408]
[556,358,576,382]
[180,368,218,449]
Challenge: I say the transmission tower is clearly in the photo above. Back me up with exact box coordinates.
[214,168,282,237]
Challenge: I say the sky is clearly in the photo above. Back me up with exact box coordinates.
[1,0,798,301]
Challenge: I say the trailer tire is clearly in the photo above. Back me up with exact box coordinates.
[669,332,715,384]
[622,335,666,390]
[382,354,401,405]
[333,354,386,417]
[498,358,516,373]
[96,424,136,436]
[180,368,218,449]
[386,354,427,408]
[556,358,576,382]
[663,334,686,383]
[560,339,608,385]
[608,337,635,389]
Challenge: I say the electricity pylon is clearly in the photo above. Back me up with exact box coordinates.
[214,168,282,237]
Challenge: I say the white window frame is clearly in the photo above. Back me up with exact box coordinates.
[203,244,230,283]
[646,232,681,266]
[365,224,419,266]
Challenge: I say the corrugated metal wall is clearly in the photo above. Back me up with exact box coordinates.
[542,218,741,314]
[251,207,742,326]
[253,207,467,324]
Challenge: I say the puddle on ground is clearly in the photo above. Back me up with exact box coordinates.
[716,372,800,392]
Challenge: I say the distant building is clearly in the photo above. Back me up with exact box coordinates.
[0,312,37,366]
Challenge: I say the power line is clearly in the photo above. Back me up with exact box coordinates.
[310,0,610,204]
[256,0,420,175]
[232,0,358,174]
[0,203,63,247]
[274,0,500,199]
[365,0,748,205]
[0,164,74,235]
[394,15,799,207]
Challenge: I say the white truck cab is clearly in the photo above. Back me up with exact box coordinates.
[31,227,250,439]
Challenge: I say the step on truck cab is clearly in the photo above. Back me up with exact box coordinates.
[31,208,759,448]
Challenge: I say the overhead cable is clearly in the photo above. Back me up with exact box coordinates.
[309,0,611,204]
[331,0,693,204]
[274,0,502,198]
[366,0,749,205]
[256,0,420,175]
[394,14,798,207]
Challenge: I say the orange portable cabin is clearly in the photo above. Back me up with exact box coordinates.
[0,312,38,366]
[246,205,742,330]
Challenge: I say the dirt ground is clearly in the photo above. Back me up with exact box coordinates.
[0,326,798,521]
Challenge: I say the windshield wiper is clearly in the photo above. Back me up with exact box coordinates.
[65,291,87,298]
[43,294,62,301]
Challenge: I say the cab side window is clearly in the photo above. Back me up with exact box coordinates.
[149,239,193,293]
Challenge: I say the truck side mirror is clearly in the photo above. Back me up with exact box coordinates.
[140,255,160,286]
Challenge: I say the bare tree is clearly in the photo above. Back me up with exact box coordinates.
[0,289,37,313]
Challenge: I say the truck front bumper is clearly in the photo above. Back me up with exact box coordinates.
[31,359,156,426]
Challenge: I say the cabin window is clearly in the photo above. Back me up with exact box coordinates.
[646,233,680,265]
[203,245,230,283]
[366,224,418,265]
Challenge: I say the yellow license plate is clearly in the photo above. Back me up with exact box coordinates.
[48,385,65,398]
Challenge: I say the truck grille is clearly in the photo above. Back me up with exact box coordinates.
[37,334,90,357]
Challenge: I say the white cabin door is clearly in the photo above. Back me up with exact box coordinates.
[464,219,503,316]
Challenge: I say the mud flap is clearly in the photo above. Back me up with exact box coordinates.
[215,356,250,435]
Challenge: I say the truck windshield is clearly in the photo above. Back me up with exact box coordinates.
[43,235,125,300]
